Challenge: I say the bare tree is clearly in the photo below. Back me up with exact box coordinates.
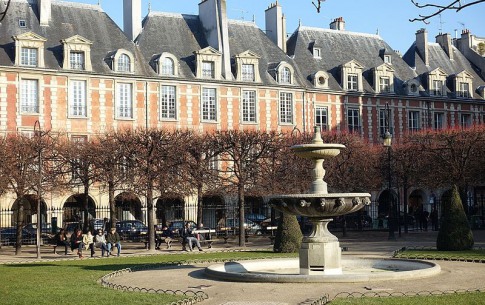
[212,130,280,247]
[410,0,485,23]
[0,0,11,22]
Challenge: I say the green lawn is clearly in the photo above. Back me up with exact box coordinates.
[0,251,292,305]
[394,249,485,260]
[1,250,485,305]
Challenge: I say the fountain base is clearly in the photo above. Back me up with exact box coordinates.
[300,240,342,275]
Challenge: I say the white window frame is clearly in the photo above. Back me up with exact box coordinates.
[69,79,87,118]
[408,111,421,132]
[280,67,291,84]
[379,77,391,93]
[347,74,358,91]
[117,54,131,73]
[315,106,328,131]
[20,79,39,114]
[347,108,360,133]
[241,64,255,82]
[201,88,217,122]
[384,55,392,64]
[461,113,472,128]
[434,112,444,130]
[70,51,85,70]
[432,80,444,96]
[116,82,133,119]
[458,82,470,98]
[160,85,177,120]
[279,92,293,124]
[161,57,174,76]
[21,47,38,67]
[313,48,321,59]
[242,90,257,123]
[202,61,215,79]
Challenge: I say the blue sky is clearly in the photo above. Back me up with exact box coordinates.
[70,0,484,53]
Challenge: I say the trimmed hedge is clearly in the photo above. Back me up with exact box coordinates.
[437,185,474,251]
[273,213,303,253]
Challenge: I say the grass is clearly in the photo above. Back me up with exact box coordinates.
[330,292,485,305]
[394,249,485,260]
[0,251,293,305]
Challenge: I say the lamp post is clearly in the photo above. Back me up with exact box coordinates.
[383,103,394,240]
[34,121,42,259]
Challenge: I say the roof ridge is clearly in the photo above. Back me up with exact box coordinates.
[53,0,103,12]
[299,26,382,39]
[148,12,198,19]
[228,19,257,27]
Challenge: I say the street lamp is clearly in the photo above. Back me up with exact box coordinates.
[383,103,394,240]
[34,121,42,259]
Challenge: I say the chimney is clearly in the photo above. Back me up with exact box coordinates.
[198,0,232,80]
[265,1,287,52]
[123,0,142,41]
[459,29,472,53]
[329,17,345,31]
[416,28,429,66]
[38,0,51,26]
[436,33,453,60]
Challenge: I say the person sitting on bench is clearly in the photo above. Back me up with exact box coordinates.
[179,222,202,251]
[54,228,69,255]
[156,226,173,249]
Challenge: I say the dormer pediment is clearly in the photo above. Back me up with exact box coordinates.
[235,50,261,59]
[12,31,47,42]
[455,70,474,80]
[195,46,222,56]
[429,67,447,78]
[375,63,395,73]
[61,35,93,45]
[342,60,364,70]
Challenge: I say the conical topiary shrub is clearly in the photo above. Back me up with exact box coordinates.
[273,213,303,253]
[437,185,474,251]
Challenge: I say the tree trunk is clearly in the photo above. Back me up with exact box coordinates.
[108,180,116,229]
[15,198,25,255]
[196,183,203,227]
[146,179,155,251]
[238,184,245,247]
[83,183,89,232]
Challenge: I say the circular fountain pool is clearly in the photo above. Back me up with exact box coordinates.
[205,257,441,283]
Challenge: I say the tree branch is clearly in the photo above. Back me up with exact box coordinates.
[410,0,485,23]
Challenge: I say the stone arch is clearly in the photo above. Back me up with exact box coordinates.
[62,194,96,224]
[156,197,185,227]
[11,195,47,226]
[114,192,143,221]
[377,189,398,218]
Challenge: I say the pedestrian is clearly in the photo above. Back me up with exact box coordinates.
[94,229,108,257]
[179,222,202,251]
[106,227,121,256]
[83,230,95,257]
[54,228,69,255]
[421,210,430,231]
[430,208,439,231]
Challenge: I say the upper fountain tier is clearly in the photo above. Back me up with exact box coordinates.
[291,127,345,161]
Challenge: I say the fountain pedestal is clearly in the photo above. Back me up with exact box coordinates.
[300,218,342,275]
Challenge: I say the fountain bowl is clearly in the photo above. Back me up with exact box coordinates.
[291,143,345,159]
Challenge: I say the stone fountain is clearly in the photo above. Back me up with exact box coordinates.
[272,126,371,275]
[205,127,440,283]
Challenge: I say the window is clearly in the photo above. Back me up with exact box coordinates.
[241,64,255,82]
[19,20,26,28]
[202,88,217,121]
[20,79,39,113]
[117,54,131,72]
[347,74,358,91]
[315,106,328,131]
[379,77,391,93]
[279,92,293,124]
[21,48,38,67]
[280,67,291,84]
[458,82,470,98]
[69,80,87,117]
[70,52,85,70]
[408,111,420,132]
[242,90,256,123]
[202,61,215,79]
[347,108,360,133]
[379,108,392,137]
[432,80,443,96]
[461,113,472,128]
[314,48,321,58]
[384,55,392,64]
[116,83,133,119]
[161,57,174,76]
[434,112,444,130]
[160,85,176,120]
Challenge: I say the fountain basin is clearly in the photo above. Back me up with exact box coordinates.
[272,193,371,217]
[291,143,345,159]
[205,257,441,283]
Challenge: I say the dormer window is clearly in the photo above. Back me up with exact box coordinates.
[314,48,321,59]
[341,60,364,92]
[70,52,85,70]
[18,19,26,28]
[384,55,392,64]
[404,79,420,96]
[61,35,93,71]
[281,67,291,84]
[194,47,222,80]
[118,54,131,72]
[13,32,47,68]
[373,64,395,94]
[427,68,447,96]
[21,48,38,67]
[313,71,329,89]
[379,77,391,93]
[235,50,261,82]
[161,57,174,76]
[454,71,473,99]
[202,61,215,79]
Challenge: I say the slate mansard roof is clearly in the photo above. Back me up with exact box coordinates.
[286,26,419,95]
[403,42,485,99]
[0,0,149,75]
[137,12,303,86]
